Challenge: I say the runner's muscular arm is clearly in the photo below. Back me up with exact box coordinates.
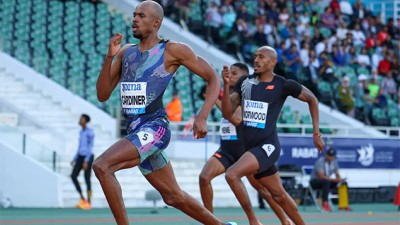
[221,91,241,120]
[215,99,242,126]
[167,42,221,120]
[297,85,325,152]
[96,44,130,102]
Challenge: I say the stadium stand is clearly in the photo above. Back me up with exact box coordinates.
[0,0,382,132]
[168,0,400,127]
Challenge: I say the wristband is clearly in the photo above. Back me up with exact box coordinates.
[313,133,321,137]
[218,88,224,100]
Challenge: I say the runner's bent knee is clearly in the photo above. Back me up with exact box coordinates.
[161,189,185,207]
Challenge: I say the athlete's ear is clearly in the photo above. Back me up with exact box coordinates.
[154,18,161,29]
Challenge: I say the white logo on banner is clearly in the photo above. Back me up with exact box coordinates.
[357,143,374,166]
[291,147,319,158]
[262,144,275,157]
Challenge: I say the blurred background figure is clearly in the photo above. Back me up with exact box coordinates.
[71,114,95,210]
[166,91,183,122]
[310,147,351,212]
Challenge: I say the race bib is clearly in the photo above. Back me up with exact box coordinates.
[219,119,237,140]
[121,82,147,115]
[243,100,268,128]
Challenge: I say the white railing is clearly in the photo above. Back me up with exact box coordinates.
[169,121,400,138]
[368,0,400,24]
[0,123,59,171]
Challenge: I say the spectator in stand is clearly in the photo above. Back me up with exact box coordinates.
[366,16,378,34]
[300,41,310,67]
[357,47,371,69]
[352,24,366,46]
[315,37,328,57]
[368,76,380,98]
[175,0,190,24]
[285,35,300,51]
[246,17,261,38]
[345,31,354,46]
[378,53,392,76]
[327,31,339,52]
[264,18,278,47]
[220,0,234,14]
[257,0,266,16]
[310,27,323,47]
[365,33,377,49]
[374,89,388,110]
[299,11,310,26]
[237,4,252,23]
[266,3,280,24]
[253,24,268,47]
[318,0,331,11]
[309,49,321,69]
[330,0,340,14]
[391,57,399,78]
[381,72,398,99]
[398,87,400,111]
[353,1,368,20]
[284,44,301,79]
[318,57,339,83]
[382,33,395,49]
[223,6,237,30]
[311,10,319,26]
[337,76,355,116]
[278,7,290,25]
[276,0,287,12]
[205,2,222,45]
[292,0,303,14]
[320,7,336,31]
[344,45,358,66]
[331,44,346,67]
[341,39,351,53]
[337,22,349,40]
[340,0,353,16]
[303,50,320,97]
[372,46,386,71]
[387,18,400,40]
[378,26,389,45]
[356,74,368,101]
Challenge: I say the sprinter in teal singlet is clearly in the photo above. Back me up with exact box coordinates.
[93,1,236,225]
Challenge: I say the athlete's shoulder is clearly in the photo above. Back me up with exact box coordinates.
[119,44,136,56]
[273,74,286,82]
[165,41,197,61]
[165,41,193,52]
[240,74,251,82]
[248,74,257,79]
[122,43,136,49]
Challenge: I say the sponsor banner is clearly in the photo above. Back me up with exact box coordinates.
[278,137,400,169]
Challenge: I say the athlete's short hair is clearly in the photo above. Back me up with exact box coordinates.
[231,62,249,75]
[81,114,91,123]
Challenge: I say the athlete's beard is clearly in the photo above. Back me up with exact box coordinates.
[133,33,143,39]
[254,72,261,77]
